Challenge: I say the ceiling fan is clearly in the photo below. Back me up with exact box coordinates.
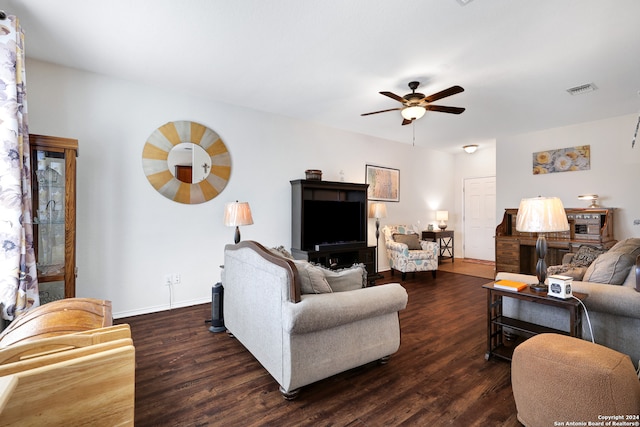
[361,81,465,125]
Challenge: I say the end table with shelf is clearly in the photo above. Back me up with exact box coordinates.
[482,281,587,362]
[422,230,454,263]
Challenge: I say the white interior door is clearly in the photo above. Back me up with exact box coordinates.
[463,176,496,261]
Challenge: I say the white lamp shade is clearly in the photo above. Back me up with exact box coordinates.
[224,201,254,227]
[516,197,569,232]
[401,106,426,121]
[369,202,387,219]
[436,210,449,221]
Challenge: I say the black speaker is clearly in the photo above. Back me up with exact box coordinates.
[209,282,226,333]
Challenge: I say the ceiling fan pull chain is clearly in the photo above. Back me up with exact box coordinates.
[412,121,416,146]
[632,112,639,148]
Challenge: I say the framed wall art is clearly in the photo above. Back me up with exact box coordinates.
[366,164,400,202]
[532,145,590,174]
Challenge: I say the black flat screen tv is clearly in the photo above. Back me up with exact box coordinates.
[302,200,366,250]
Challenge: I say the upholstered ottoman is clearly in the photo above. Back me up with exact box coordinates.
[512,333,640,427]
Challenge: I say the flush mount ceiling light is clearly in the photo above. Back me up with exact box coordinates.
[566,83,598,96]
[463,144,478,154]
[401,106,426,121]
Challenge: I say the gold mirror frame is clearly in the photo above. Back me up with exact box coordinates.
[142,121,231,204]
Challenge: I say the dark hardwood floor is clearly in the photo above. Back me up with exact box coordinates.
[116,271,520,426]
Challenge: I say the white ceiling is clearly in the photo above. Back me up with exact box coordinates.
[4,0,640,152]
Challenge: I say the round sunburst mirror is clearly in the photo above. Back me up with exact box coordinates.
[142,120,231,204]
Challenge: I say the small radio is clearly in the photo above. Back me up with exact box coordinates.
[547,275,573,299]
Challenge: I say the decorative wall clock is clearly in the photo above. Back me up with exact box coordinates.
[142,120,231,204]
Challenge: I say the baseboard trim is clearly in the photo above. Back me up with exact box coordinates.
[113,296,211,319]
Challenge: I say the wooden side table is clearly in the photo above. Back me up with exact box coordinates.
[422,230,454,263]
[482,281,587,362]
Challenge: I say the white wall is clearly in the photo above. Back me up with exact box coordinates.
[497,114,640,239]
[25,59,457,317]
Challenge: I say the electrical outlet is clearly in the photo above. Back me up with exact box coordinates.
[164,274,172,286]
[173,273,181,285]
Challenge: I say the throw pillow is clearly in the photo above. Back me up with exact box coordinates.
[546,264,588,281]
[316,263,366,292]
[571,245,606,267]
[293,260,333,294]
[269,245,294,259]
[608,238,640,258]
[582,251,636,285]
[392,233,422,250]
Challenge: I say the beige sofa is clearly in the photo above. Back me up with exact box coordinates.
[496,238,640,367]
[222,241,408,399]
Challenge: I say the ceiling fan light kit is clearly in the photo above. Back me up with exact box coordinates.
[401,106,426,121]
[362,81,465,126]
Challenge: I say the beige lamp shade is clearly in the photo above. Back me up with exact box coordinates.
[436,211,449,221]
[224,201,254,227]
[516,197,569,232]
[369,202,387,219]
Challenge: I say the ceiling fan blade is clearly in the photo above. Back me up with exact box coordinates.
[424,85,464,103]
[401,118,413,126]
[380,91,406,103]
[361,107,402,116]
[425,105,466,114]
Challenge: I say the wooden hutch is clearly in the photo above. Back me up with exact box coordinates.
[495,207,615,274]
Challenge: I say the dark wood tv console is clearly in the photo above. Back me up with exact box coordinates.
[495,207,615,274]
[291,179,376,283]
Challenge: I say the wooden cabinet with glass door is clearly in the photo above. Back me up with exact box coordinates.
[30,134,78,303]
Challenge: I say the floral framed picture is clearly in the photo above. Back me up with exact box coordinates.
[366,164,400,202]
[532,145,590,174]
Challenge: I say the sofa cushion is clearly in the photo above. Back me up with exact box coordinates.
[608,238,640,258]
[293,261,333,294]
[392,233,421,250]
[316,263,366,292]
[583,251,636,285]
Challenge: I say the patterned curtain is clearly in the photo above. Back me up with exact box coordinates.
[0,15,38,321]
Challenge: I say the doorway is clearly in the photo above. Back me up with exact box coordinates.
[463,176,496,261]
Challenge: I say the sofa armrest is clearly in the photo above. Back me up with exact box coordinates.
[636,255,640,293]
[386,241,409,256]
[419,240,438,253]
[283,283,408,334]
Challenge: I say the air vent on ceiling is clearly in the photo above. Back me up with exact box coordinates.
[566,83,597,95]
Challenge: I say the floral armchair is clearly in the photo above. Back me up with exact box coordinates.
[382,225,439,280]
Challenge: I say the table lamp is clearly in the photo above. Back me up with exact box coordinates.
[224,201,253,244]
[515,197,569,291]
[436,210,449,230]
[369,202,387,275]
